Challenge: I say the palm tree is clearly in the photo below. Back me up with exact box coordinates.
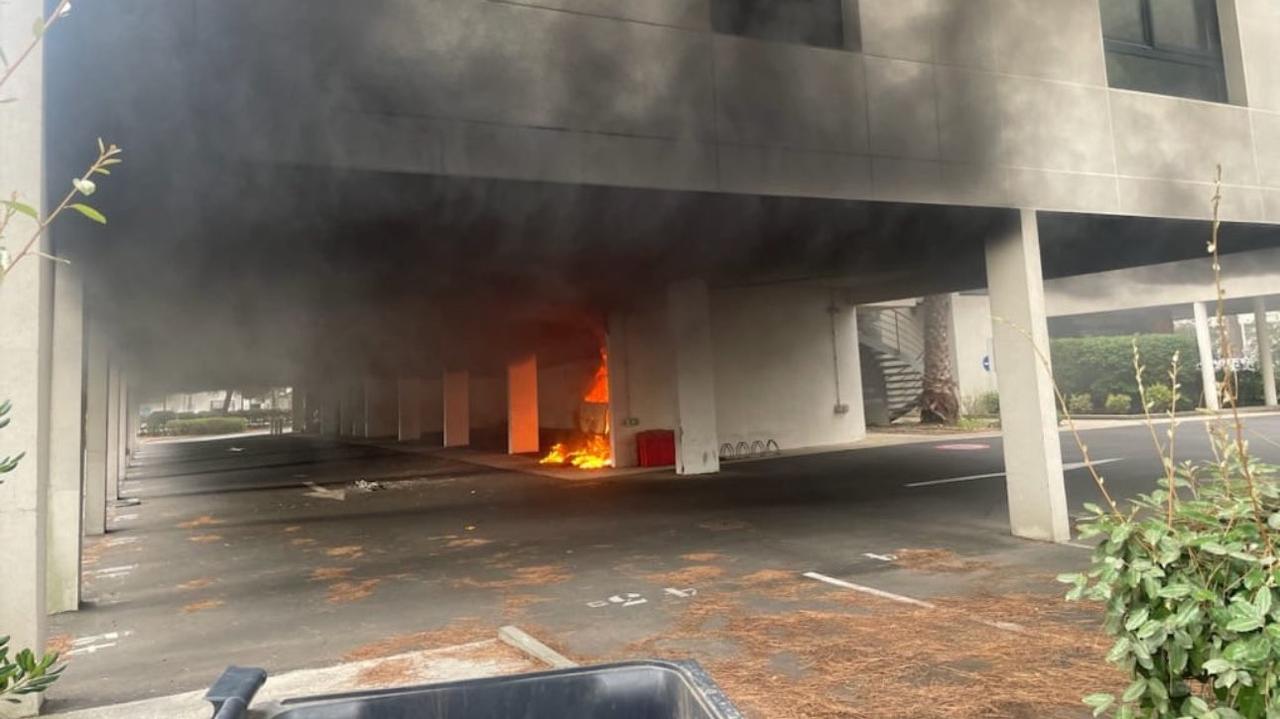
[920,294,959,424]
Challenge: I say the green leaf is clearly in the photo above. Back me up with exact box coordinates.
[1253,587,1272,618]
[1203,658,1233,674]
[1125,607,1150,632]
[1,200,37,220]
[68,204,105,225]
[1083,693,1115,716]
[1122,677,1147,702]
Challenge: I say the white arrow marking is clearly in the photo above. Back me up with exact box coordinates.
[304,482,346,501]
[905,458,1122,488]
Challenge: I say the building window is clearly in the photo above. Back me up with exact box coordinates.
[711,0,852,50]
[1100,0,1227,103]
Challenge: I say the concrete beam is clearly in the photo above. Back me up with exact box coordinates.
[397,378,422,442]
[986,210,1069,543]
[1193,301,1220,411]
[1255,298,1277,407]
[443,370,470,447]
[47,262,85,613]
[667,279,719,475]
[0,0,51,705]
[83,325,109,537]
[507,355,539,454]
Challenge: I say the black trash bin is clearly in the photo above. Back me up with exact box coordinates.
[206,660,743,719]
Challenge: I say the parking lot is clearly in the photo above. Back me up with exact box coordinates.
[47,413,1280,717]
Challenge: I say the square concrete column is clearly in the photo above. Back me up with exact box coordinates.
[364,378,398,438]
[605,312,636,468]
[1254,298,1276,407]
[986,210,1069,543]
[126,394,140,460]
[667,279,720,475]
[443,370,470,447]
[0,0,52,705]
[397,378,422,442]
[47,262,85,613]
[116,379,129,495]
[291,386,306,433]
[105,365,122,502]
[83,324,109,537]
[1193,301,1220,411]
[507,355,539,454]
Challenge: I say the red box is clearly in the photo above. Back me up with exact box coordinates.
[635,430,675,468]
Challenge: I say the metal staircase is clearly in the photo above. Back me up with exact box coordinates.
[857,305,925,422]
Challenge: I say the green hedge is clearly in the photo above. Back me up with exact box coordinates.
[164,417,248,436]
[1050,334,1202,413]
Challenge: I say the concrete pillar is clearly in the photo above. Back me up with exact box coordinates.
[47,262,85,613]
[1255,298,1276,407]
[291,386,306,433]
[605,312,636,468]
[116,378,129,495]
[1193,301,1220,411]
[443,370,470,447]
[83,324,108,537]
[125,391,139,464]
[363,378,398,438]
[507,355,539,454]
[105,366,121,501]
[985,210,1069,543]
[397,378,422,442]
[0,0,52,705]
[667,279,720,475]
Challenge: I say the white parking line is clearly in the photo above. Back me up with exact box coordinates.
[905,458,1123,488]
[804,572,1028,634]
[803,571,935,608]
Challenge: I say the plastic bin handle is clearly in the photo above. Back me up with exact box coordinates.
[205,666,267,719]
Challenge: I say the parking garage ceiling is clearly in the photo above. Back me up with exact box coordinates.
[42,0,1280,391]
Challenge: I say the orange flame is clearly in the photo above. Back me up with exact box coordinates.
[539,349,611,469]
[539,434,612,469]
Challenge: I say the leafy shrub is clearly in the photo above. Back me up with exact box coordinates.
[1068,393,1094,414]
[143,410,175,435]
[164,417,248,436]
[1060,427,1280,718]
[1144,384,1173,413]
[1105,393,1133,414]
[971,390,1000,416]
[1053,335,1203,411]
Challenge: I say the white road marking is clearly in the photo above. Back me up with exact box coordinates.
[804,572,1029,634]
[111,513,138,522]
[89,564,136,578]
[66,631,132,657]
[67,642,116,656]
[803,571,935,608]
[664,587,697,598]
[1064,541,1095,550]
[303,482,346,501]
[862,552,898,562]
[104,536,140,547]
[905,458,1123,488]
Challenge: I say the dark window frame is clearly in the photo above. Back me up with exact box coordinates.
[1102,0,1227,102]
[710,0,858,51]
